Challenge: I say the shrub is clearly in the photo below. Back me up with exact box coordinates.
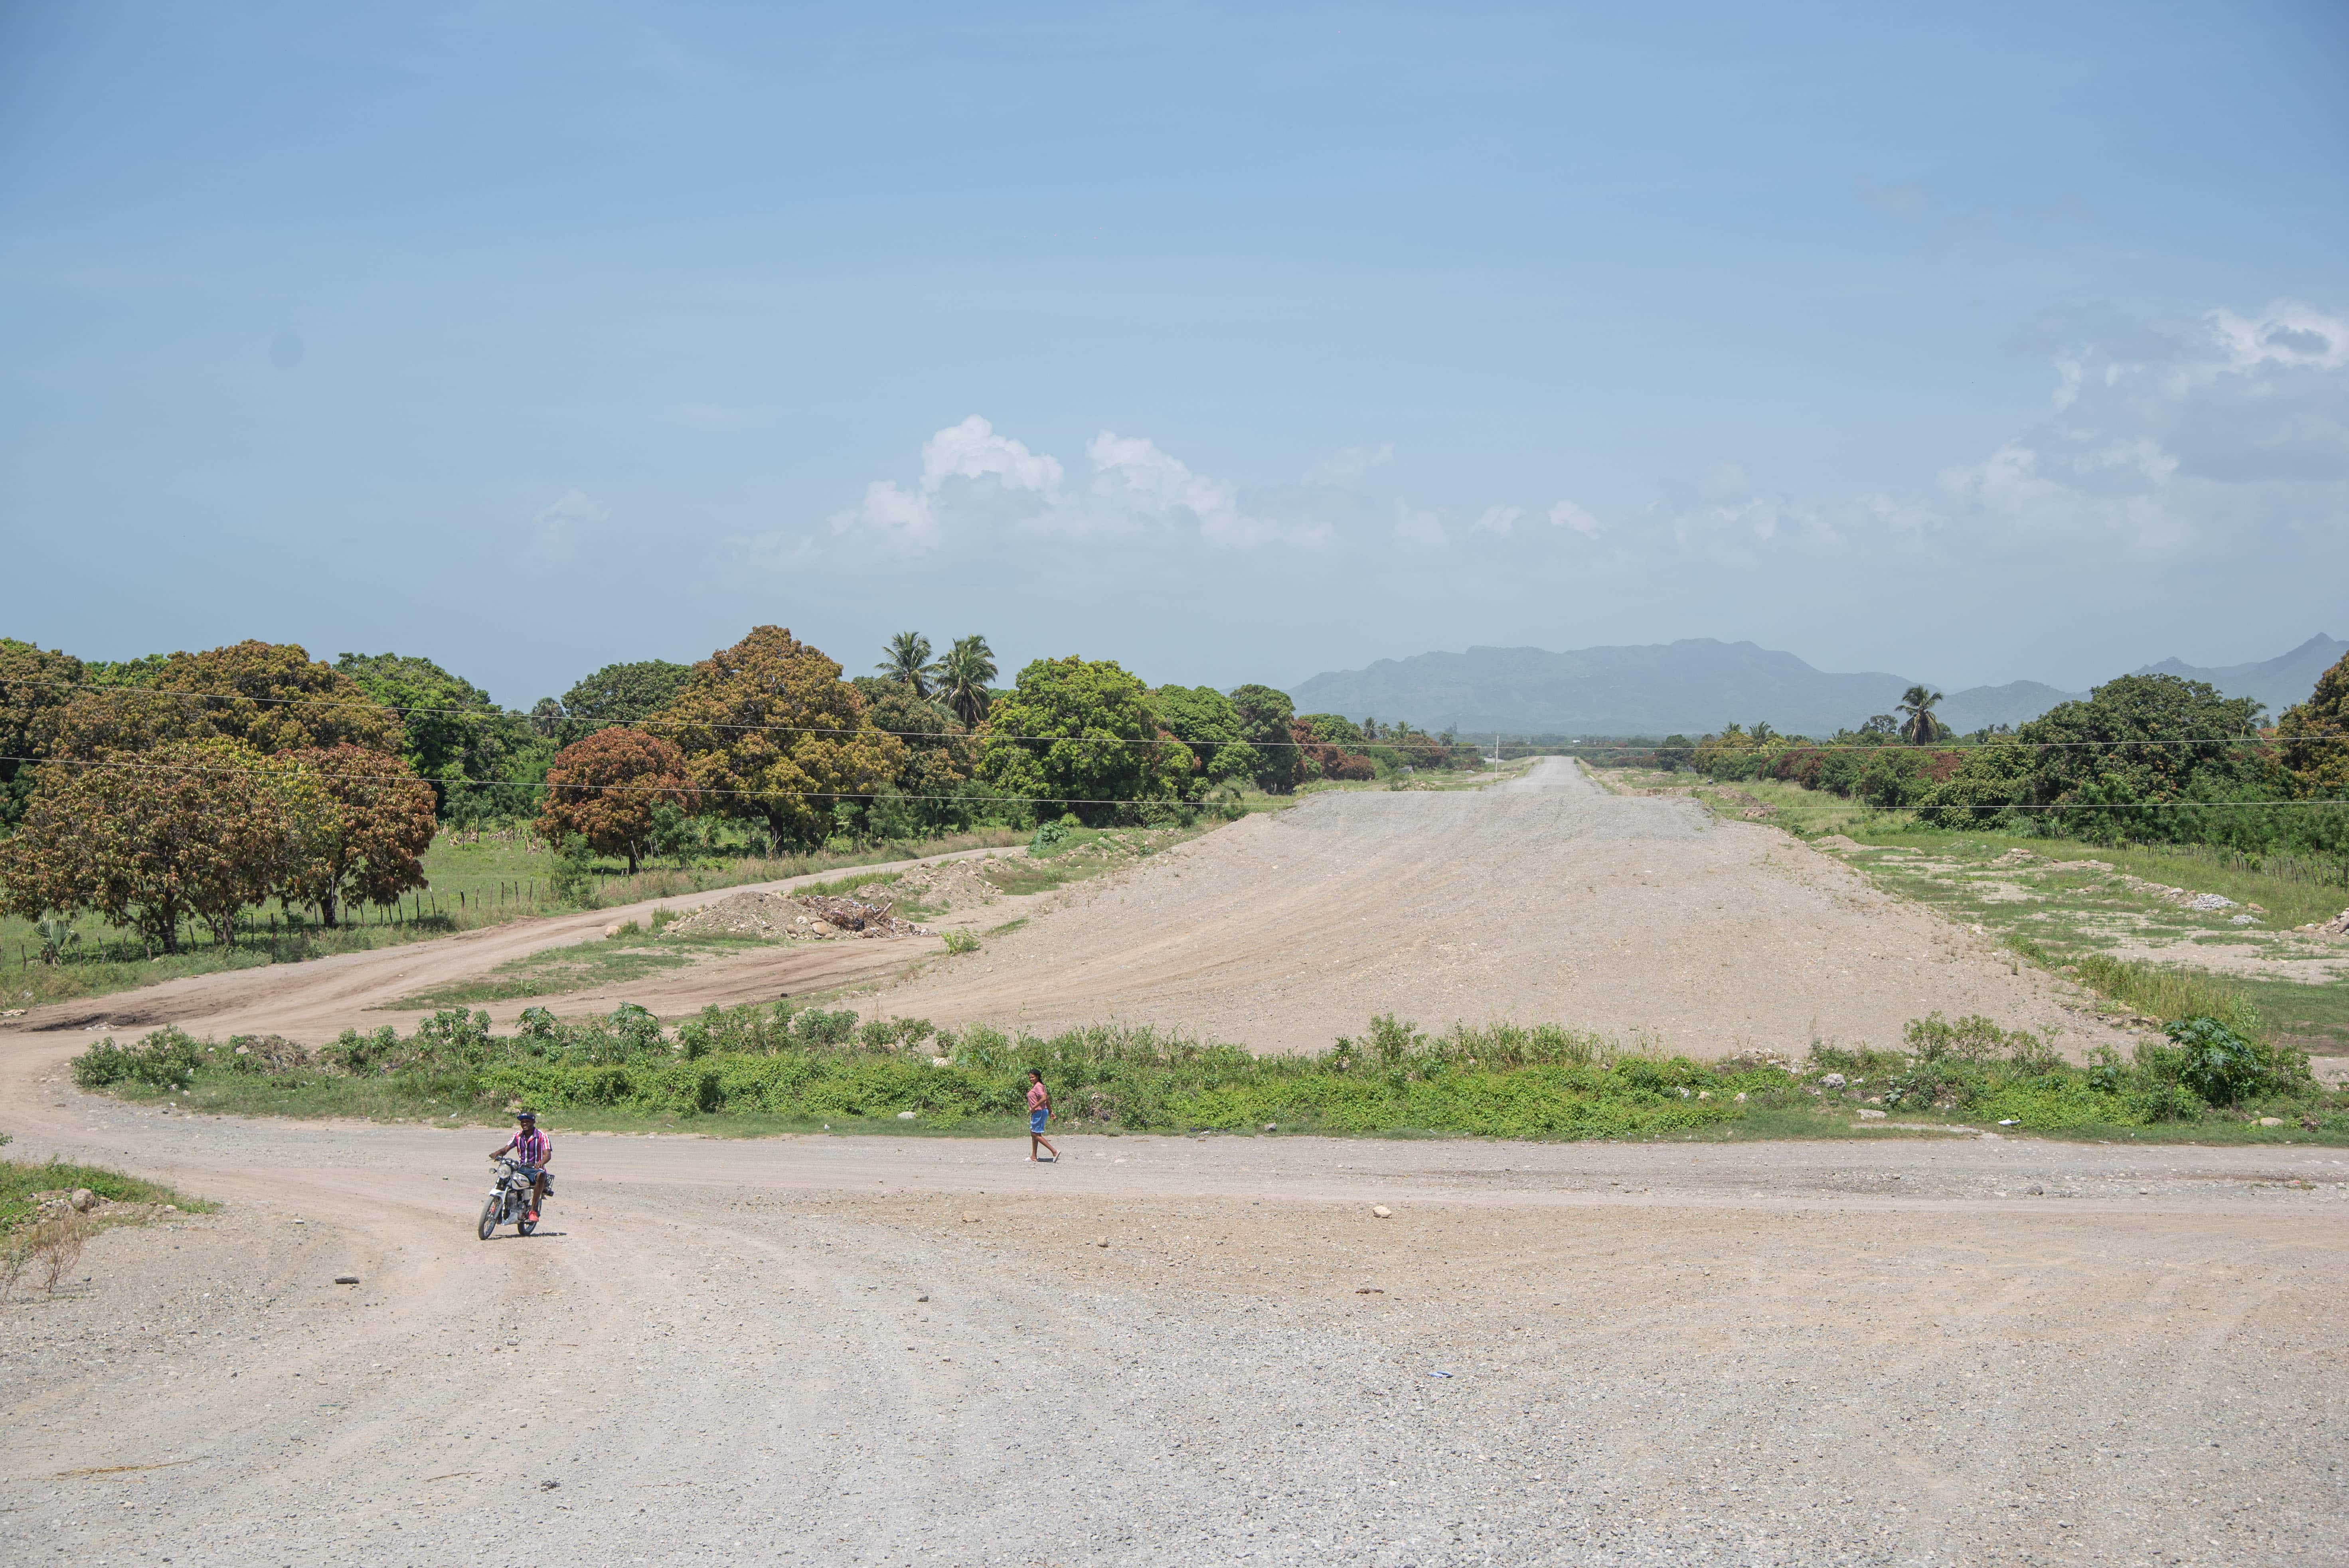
[2145,1016,2308,1107]
[71,1027,202,1090]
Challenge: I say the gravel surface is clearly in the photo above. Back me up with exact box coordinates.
[874,758,2135,1058]
[3,1070,2344,1568]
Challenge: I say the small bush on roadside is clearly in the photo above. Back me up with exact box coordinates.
[71,1027,202,1090]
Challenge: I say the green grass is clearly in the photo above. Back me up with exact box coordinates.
[0,828,1027,1011]
[79,1005,2349,1146]
[0,1154,215,1237]
[1781,827,2349,1053]
[983,824,1205,896]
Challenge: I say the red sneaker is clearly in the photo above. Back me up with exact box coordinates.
[525,1210,539,1223]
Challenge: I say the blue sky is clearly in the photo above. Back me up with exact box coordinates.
[3,2,2344,705]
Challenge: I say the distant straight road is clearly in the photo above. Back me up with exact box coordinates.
[872,756,2133,1058]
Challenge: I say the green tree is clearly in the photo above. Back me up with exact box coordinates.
[1897,685,1946,745]
[535,729,694,874]
[335,651,541,820]
[0,639,87,829]
[277,744,439,926]
[1228,683,1300,792]
[2278,648,2349,798]
[1918,675,2267,836]
[657,627,904,852]
[877,632,936,698]
[1153,686,1258,790]
[979,657,1187,823]
[550,660,693,743]
[934,635,998,727]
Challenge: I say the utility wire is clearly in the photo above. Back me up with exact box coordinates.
[0,677,2304,752]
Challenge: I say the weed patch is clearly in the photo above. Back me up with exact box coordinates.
[73,1003,2349,1145]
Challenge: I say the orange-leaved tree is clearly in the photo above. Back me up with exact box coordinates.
[654,627,903,852]
[0,638,87,829]
[49,640,403,760]
[0,740,300,953]
[2278,648,2349,799]
[534,729,693,874]
[277,744,439,926]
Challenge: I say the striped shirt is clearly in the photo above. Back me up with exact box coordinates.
[505,1127,551,1166]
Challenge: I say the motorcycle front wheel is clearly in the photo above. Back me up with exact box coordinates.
[477,1193,502,1240]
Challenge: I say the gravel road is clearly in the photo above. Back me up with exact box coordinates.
[873,758,2134,1058]
[2,1068,2343,1568]
[4,847,1017,1045]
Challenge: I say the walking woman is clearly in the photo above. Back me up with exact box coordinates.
[1026,1068,1059,1162]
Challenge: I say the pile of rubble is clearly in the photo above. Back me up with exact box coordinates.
[662,890,931,942]
[2298,907,2349,939]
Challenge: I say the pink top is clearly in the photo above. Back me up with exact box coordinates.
[1027,1082,1047,1112]
[503,1127,551,1165]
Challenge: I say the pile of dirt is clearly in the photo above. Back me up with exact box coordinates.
[662,891,931,941]
[886,859,1006,912]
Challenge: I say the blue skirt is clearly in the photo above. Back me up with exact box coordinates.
[1029,1108,1049,1134]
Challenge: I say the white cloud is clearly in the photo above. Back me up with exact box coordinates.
[755,299,2345,595]
[531,489,605,562]
[1547,499,1603,537]
[923,414,1064,494]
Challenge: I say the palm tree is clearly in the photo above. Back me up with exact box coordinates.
[934,635,997,727]
[1897,685,1946,745]
[877,632,934,697]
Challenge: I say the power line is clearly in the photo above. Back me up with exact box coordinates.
[0,676,2308,752]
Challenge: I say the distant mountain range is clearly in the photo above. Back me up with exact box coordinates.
[1285,634,2346,739]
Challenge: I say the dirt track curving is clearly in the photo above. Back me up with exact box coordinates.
[2,1084,2342,1567]
[1,847,1012,1045]
[869,758,2134,1058]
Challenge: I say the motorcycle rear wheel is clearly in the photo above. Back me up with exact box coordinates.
[477,1194,502,1240]
[516,1213,537,1236]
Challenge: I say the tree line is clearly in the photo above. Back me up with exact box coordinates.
[1629,663,2349,855]
[0,627,1478,950]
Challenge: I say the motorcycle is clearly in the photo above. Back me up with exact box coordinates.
[478,1155,549,1240]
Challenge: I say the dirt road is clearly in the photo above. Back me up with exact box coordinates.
[3,1068,2343,1567]
[872,758,2133,1058]
[6,847,1019,1045]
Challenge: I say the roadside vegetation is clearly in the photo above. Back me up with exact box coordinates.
[0,1135,213,1300]
[69,997,2349,1145]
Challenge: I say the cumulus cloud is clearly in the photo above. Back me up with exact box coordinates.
[753,299,2344,605]
[793,415,1338,562]
[1938,299,2349,550]
[531,489,605,563]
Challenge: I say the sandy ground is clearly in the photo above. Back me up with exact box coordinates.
[2,847,1019,1046]
[1,1075,2344,1568]
[870,758,2135,1059]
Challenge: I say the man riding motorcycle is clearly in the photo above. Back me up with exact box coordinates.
[491,1110,552,1224]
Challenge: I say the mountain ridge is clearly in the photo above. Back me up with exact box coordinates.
[1284,634,2344,737]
